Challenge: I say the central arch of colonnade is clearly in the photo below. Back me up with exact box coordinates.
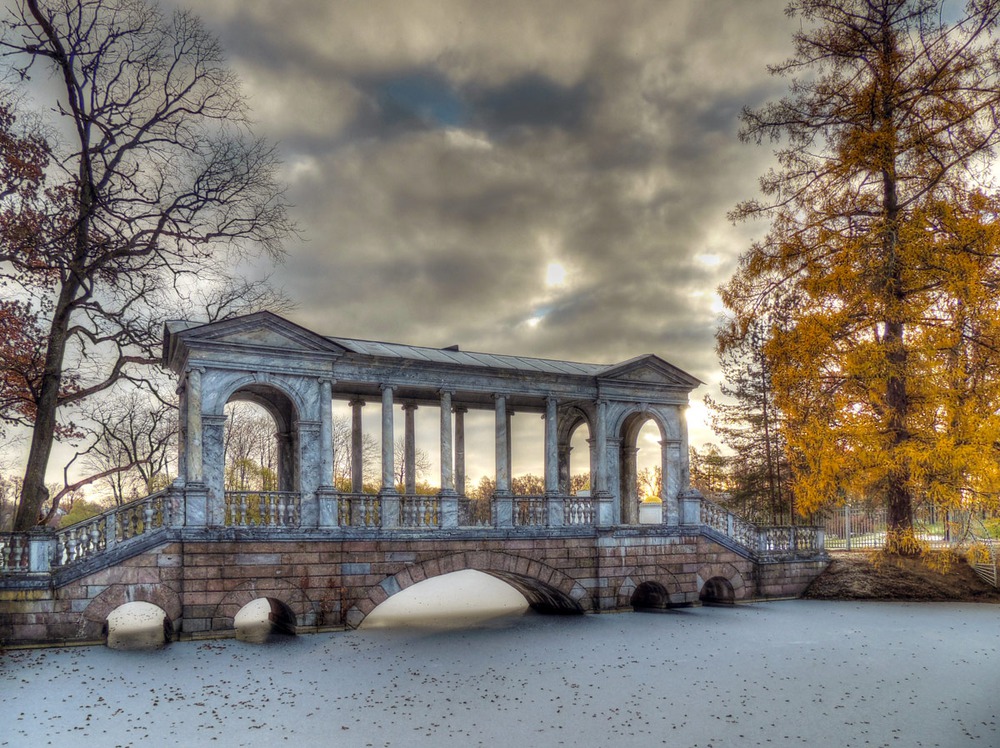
[162,311,703,530]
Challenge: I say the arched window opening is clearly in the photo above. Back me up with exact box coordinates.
[223,388,300,527]
[234,598,297,643]
[620,415,664,525]
[224,401,278,493]
[567,421,592,496]
[362,570,528,629]
[635,420,662,500]
[105,601,172,650]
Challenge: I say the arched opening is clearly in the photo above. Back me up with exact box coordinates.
[224,401,279,492]
[630,581,672,611]
[566,420,592,497]
[105,601,172,650]
[619,414,664,525]
[361,570,530,629]
[234,597,297,643]
[223,386,300,526]
[700,577,736,606]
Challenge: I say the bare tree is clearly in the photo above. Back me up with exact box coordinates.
[0,0,292,529]
[81,391,175,507]
[223,402,278,492]
[331,415,378,489]
[393,437,431,490]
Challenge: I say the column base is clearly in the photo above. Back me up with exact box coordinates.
[492,491,513,528]
[316,486,339,528]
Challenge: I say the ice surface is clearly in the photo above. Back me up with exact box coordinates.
[1,601,997,747]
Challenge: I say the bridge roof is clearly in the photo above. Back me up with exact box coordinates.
[163,311,703,402]
[326,336,610,377]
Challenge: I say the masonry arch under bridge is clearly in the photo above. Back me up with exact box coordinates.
[344,551,591,628]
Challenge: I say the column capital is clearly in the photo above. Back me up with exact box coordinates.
[380,383,397,393]
[401,402,419,412]
[452,404,469,414]
[349,398,366,408]
[318,376,336,387]
[438,388,455,397]
[185,365,206,376]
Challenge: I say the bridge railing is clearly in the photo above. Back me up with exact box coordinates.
[693,493,825,559]
[0,490,172,575]
[564,495,596,526]
[224,491,300,528]
[337,493,381,528]
[459,498,492,527]
[514,495,547,527]
[400,495,441,529]
[55,490,170,566]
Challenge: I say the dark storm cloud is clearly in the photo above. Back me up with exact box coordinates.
[170,0,797,444]
[468,74,592,133]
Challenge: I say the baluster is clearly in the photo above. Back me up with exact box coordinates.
[90,523,102,555]
[143,502,154,534]
[275,494,285,526]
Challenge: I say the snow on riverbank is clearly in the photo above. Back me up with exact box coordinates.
[2,601,997,747]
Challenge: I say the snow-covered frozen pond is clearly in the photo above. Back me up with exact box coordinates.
[1,600,997,747]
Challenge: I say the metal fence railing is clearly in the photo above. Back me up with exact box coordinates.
[822,506,996,551]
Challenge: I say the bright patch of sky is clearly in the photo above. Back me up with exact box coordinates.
[545,261,567,287]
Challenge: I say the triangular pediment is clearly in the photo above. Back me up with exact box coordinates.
[163,311,346,368]
[599,355,702,389]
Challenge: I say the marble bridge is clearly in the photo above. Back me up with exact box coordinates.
[0,312,827,645]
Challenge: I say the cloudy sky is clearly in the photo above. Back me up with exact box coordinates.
[160,0,799,475]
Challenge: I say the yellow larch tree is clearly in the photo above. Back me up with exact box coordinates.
[722,0,1000,552]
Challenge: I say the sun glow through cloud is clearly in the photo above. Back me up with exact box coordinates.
[545,261,567,288]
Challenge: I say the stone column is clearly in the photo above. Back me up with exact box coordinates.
[202,414,227,526]
[380,385,397,494]
[402,403,418,495]
[318,378,334,488]
[380,385,399,527]
[544,397,562,526]
[276,430,296,493]
[175,382,187,487]
[316,378,338,527]
[454,405,467,496]
[594,399,614,526]
[593,400,608,494]
[558,444,571,495]
[544,398,559,494]
[350,399,365,493]
[679,404,691,489]
[297,420,321,527]
[439,391,458,528]
[622,445,639,525]
[183,367,208,527]
[493,394,512,527]
[662,438,683,525]
[185,367,204,485]
[438,391,455,494]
